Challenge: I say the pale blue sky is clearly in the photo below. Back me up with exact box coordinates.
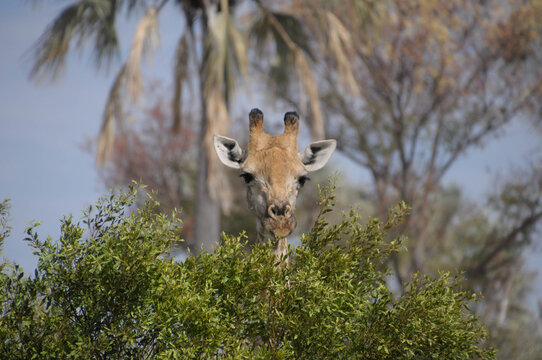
[1,0,182,270]
[1,1,541,304]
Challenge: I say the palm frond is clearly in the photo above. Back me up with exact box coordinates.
[125,0,145,12]
[325,11,360,96]
[250,12,297,95]
[274,12,315,61]
[204,0,248,103]
[30,0,119,81]
[96,2,161,165]
[294,52,325,140]
[94,1,120,70]
[202,0,249,210]
[227,15,249,88]
[254,1,325,139]
[205,5,228,96]
[125,7,160,103]
[96,65,126,165]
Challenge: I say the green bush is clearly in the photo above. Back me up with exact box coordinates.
[0,184,495,359]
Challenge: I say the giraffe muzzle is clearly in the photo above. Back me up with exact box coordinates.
[264,202,297,238]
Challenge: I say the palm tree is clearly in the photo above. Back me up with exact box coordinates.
[30,0,358,251]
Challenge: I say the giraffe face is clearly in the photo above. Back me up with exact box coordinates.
[240,145,307,238]
[214,109,336,240]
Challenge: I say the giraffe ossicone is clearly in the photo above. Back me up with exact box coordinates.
[214,108,336,258]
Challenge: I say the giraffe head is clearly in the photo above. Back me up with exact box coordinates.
[214,108,336,240]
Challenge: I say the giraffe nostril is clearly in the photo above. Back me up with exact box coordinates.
[268,203,291,218]
[268,204,278,218]
[284,204,292,217]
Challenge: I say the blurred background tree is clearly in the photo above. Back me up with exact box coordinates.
[29,0,336,251]
[287,0,542,357]
[290,1,542,356]
[30,0,542,358]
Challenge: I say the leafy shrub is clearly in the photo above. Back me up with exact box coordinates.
[0,183,495,359]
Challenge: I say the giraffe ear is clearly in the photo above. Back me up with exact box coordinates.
[214,135,244,169]
[299,140,336,172]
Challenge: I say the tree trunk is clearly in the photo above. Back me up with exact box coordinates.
[192,7,221,253]
[193,144,221,253]
[193,98,221,253]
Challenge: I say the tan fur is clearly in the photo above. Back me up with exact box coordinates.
[243,114,306,244]
[215,109,335,264]
[244,148,304,199]
[248,127,298,154]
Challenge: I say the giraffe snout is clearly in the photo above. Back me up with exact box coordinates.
[265,202,296,238]
[268,202,292,219]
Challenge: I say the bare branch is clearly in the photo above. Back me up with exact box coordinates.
[467,210,542,279]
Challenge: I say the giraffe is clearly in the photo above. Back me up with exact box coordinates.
[213,108,336,261]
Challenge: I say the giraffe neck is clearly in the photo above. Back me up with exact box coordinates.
[257,221,289,266]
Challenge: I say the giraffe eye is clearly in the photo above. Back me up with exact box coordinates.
[298,175,310,187]
[240,172,255,184]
